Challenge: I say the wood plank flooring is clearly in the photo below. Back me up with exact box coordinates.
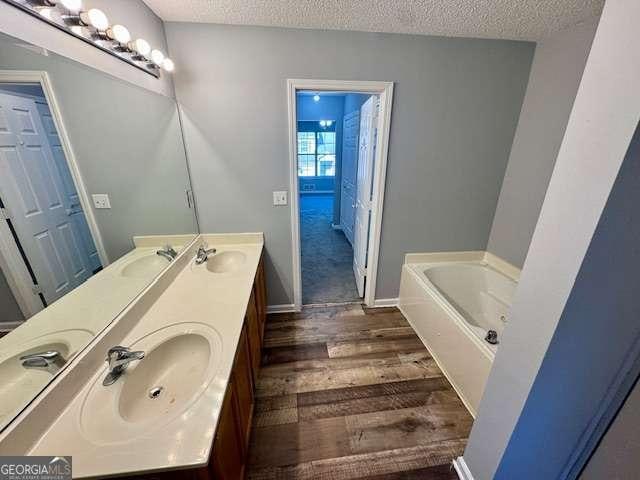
[246,304,472,480]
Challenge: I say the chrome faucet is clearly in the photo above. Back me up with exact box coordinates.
[103,346,145,386]
[195,243,216,265]
[20,350,65,373]
[156,245,178,262]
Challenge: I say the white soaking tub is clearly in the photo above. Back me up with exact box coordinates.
[398,251,519,416]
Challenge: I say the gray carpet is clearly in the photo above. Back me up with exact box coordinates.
[300,194,361,304]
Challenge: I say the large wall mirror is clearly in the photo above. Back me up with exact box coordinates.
[0,31,198,430]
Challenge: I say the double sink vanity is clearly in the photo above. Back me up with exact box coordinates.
[0,233,266,479]
[0,26,266,479]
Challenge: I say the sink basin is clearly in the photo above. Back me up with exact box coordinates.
[80,323,222,445]
[0,329,93,430]
[119,334,210,423]
[121,254,170,279]
[205,251,246,274]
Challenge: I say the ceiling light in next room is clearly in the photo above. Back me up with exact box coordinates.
[313,94,320,102]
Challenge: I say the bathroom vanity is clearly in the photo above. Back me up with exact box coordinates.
[0,234,267,479]
[0,26,268,479]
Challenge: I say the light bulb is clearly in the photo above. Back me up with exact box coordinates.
[107,24,131,44]
[319,120,326,127]
[162,58,175,72]
[80,8,109,30]
[326,120,333,127]
[129,38,151,57]
[150,49,165,66]
[38,7,60,22]
[70,25,88,36]
[58,0,82,12]
[313,94,320,102]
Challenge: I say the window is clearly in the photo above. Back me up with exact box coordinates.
[297,121,336,177]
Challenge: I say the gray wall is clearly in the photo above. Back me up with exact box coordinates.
[0,0,173,97]
[487,20,598,267]
[0,33,197,262]
[463,2,640,477]
[0,270,23,325]
[166,23,534,305]
[580,378,640,480]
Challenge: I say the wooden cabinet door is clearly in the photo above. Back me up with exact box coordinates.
[253,254,267,341]
[233,326,254,452]
[245,290,261,385]
[210,386,244,480]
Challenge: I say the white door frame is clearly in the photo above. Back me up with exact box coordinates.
[287,79,394,310]
[0,70,109,318]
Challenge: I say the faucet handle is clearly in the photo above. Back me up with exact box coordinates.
[106,345,130,360]
[20,350,63,368]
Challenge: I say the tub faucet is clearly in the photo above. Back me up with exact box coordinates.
[156,245,178,261]
[103,346,145,386]
[195,243,216,265]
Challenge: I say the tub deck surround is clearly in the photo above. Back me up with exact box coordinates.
[0,233,265,478]
[245,304,472,480]
[398,251,520,417]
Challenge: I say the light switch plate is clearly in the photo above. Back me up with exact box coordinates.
[273,191,288,206]
[92,193,111,209]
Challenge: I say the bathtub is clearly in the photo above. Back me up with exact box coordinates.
[398,252,519,416]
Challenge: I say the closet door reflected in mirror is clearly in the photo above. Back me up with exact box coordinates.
[0,31,198,432]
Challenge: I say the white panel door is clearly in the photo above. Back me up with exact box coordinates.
[0,92,91,305]
[340,110,359,245]
[35,99,101,272]
[353,96,379,297]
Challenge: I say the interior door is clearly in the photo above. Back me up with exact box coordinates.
[340,110,360,245]
[352,96,379,297]
[0,92,92,305]
[35,99,101,272]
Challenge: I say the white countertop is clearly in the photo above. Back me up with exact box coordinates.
[0,242,191,432]
[25,234,264,478]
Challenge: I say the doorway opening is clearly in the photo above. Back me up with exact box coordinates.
[0,74,106,323]
[287,80,394,309]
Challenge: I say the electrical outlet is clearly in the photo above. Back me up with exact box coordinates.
[92,193,111,209]
[273,191,288,206]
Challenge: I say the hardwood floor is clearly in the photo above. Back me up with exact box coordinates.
[246,304,472,480]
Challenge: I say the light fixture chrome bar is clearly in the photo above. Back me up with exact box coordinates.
[2,0,161,78]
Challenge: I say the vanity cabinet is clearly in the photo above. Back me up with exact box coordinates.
[128,256,266,480]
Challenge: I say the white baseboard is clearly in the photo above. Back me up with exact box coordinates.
[453,457,475,480]
[371,297,398,307]
[266,304,297,314]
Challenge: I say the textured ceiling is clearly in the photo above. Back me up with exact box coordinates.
[142,0,603,41]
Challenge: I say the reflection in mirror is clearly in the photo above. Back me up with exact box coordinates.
[0,31,198,430]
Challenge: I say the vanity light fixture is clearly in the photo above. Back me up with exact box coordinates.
[162,58,175,72]
[129,38,151,60]
[79,8,109,31]
[56,0,82,13]
[107,24,131,47]
[150,49,165,67]
[3,0,174,77]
